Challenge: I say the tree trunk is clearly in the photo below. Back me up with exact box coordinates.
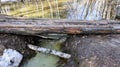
[67,0,119,20]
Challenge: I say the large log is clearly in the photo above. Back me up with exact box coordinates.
[0,18,120,35]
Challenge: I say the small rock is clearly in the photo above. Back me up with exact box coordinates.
[0,49,23,67]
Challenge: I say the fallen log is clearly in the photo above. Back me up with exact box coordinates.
[0,18,120,35]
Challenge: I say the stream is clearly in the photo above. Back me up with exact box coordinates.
[22,37,67,67]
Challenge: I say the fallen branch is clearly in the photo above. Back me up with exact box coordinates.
[27,44,71,59]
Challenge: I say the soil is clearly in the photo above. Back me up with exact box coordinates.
[61,34,120,67]
[0,34,37,66]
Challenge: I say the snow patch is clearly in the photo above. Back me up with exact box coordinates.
[0,49,23,67]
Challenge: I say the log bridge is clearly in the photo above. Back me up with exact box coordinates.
[0,17,120,35]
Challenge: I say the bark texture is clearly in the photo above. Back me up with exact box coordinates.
[67,0,120,20]
[0,18,120,35]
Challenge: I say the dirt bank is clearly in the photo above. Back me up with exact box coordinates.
[0,34,36,65]
[61,34,120,67]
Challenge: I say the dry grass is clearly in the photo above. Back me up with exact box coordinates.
[1,0,69,18]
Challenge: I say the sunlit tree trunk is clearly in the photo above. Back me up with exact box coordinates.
[67,0,119,20]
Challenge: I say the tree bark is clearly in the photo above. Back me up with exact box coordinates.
[67,0,119,20]
[0,18,119,35]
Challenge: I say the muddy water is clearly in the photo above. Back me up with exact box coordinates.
[22,37,67,67]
